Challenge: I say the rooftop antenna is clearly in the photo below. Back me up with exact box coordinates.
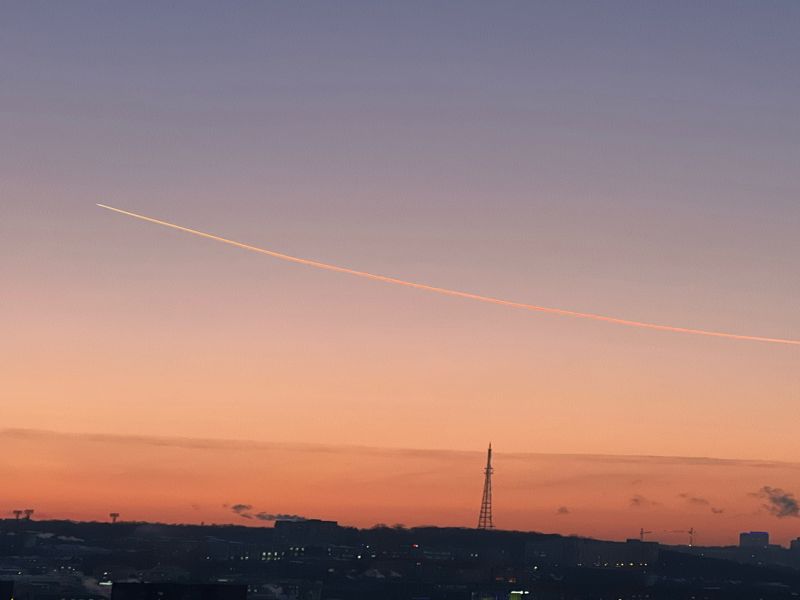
[477,443,494,529]
[110,513,120,524]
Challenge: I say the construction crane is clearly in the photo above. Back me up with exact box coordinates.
[639,528,653,542]
[664,528,696,547]
[109,512,120,524]
[12,510,23,521]
[23,509,34,520]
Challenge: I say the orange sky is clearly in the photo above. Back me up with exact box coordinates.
[3,199,798,543]
[4,429,800,547]
[2,3,799,546]
[3,224,797,460]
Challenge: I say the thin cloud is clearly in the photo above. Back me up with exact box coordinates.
[5,428,800,471]
[254,513,307,522]
[678,493,725,515]
[230,504,254,519]
[630,495,659,509]
[755,486,799,518]
[678,493,709,506]
[678,492,725,515]
[96,203,800,347]
[228,504,307,522]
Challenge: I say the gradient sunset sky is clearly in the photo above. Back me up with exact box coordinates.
[2,2,799,545]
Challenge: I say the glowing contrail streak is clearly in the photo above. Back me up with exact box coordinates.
[97,203,800,346]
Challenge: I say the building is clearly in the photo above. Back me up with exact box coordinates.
[525,537,659,568]
[739,531,769,548]
[111,583,246,600]
[273,519,341,546]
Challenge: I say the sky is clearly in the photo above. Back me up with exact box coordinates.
[1,2,799,544]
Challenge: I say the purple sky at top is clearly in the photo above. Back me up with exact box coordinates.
[1,2,798,461]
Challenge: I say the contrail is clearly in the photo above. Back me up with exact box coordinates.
[96,204,800,347]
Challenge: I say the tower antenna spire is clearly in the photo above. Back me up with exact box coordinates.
[478,443,494,529]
